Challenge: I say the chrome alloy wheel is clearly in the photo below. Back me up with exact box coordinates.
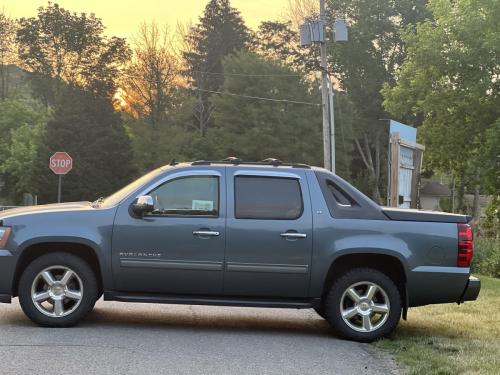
[30,266,84,318]
[340,281,390,333]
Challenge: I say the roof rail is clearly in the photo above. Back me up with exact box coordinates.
[261,158,282,166]
[222,156,242,164]
[191,158,310,169]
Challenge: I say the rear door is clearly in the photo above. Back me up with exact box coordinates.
[224,168,313,298]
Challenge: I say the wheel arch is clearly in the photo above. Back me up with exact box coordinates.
[320,252,408,318]
[13,240,104,297]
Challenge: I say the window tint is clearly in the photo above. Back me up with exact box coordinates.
[235,176,303,219]
[326,181,356,206]
[149,176,219,216]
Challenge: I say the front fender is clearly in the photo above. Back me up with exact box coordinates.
[1,207,116,296]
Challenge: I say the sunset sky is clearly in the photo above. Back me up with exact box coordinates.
[2,0,290,39]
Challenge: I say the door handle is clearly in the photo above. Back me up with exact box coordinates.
[280,232,307,239]
[193,230,220,237]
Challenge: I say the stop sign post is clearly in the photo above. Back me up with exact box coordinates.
[49,152,73,202]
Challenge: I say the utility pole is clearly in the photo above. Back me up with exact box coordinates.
[299,4,347,173]
[328,76,336,173]
[319,0,331,171]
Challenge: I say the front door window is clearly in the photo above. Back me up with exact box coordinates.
[149,176,219,217]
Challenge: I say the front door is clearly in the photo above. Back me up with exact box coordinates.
[224,169,313,298]
[111,169,226,295]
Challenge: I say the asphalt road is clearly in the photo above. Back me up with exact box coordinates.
[0,299,400,375]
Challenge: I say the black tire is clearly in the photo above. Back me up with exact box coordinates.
[18,252,98,327]
[324,268,401,342]
[314,305,327,319]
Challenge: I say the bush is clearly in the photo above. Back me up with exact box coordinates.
[471,237,500,278]
[480,196,500,238]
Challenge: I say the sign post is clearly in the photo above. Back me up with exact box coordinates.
[49,152,73,203]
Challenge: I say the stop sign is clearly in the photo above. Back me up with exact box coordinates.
[49,152,73,175]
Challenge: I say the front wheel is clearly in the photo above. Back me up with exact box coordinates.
[18,252,98,327]
[324,268,401,342]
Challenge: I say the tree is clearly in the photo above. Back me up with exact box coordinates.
[0,11,17,101]
[211,52,323,164]
[183,0,250,135]
[16,2,130,104]
[483,120,500,196]
[253,21,318,73]
[31,87,136,203]
[0,99,48,203]
[382,0,500,212]
[284,0,319,27]
[124,88,199,174]
[324,0,430,201]
[122,22,180,128]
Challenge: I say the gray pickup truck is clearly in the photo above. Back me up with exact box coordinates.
[0,159,480,342]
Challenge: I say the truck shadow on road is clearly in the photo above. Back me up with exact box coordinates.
[81,303,336,338]
[1,300,339,338]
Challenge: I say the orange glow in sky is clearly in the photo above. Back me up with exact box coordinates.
[2,0,289,38]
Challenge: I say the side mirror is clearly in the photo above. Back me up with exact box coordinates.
[132,195,154,217]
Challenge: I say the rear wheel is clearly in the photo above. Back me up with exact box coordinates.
[18,252,98,327]
[324,268,401,342]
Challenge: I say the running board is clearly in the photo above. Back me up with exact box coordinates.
[104,291,320,309]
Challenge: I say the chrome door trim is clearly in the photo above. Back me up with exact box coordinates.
[120,259,223,271]
[226,262,309,274]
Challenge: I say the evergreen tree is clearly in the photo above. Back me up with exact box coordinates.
[32,88,136,203]
[211,52,323,165]
[183,0,250,135]
[253,21,319,73]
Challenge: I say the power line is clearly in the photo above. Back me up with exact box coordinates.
[193,87,320,106]
[192,70,303,78]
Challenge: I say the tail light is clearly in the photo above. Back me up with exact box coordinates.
[457,223,473,267]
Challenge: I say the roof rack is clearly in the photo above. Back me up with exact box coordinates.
[191,157,311,169]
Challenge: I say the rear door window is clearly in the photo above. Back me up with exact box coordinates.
[234,176,303,219]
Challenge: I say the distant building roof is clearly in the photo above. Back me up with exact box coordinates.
[421,181,451,197]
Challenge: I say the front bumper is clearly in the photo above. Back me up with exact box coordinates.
[459,276,481,303]
[0,249,16,303]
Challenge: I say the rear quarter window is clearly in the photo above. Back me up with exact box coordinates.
[326,180,357,206]
[314,170,387,220]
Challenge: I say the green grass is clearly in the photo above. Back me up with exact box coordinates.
[376,276,500,375]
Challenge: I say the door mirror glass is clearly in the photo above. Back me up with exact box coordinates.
[132,195,154,216]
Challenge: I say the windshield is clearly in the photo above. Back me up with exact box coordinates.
[98,167,165,207]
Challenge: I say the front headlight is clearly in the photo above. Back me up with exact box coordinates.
[0,227,11,248]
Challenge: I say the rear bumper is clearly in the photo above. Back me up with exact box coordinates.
[0,294,11,303]
[459,276,481,303]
